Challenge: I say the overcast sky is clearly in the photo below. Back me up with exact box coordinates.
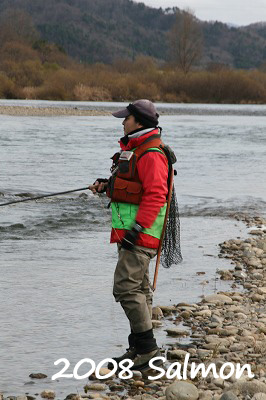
[134,0,266,25]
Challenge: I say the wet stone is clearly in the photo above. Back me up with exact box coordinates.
[159,306,177,315]
[132,381,144,388]
[65,394,80,400]
[29,373,47,379]
[109,384,124,391]
[84,384,107,391]
[166,328,190,337]
[40,391,55,400]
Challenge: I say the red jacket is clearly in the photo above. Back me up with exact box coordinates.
[110,128,168,249]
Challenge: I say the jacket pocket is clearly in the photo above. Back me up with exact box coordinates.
[111,177,143,204]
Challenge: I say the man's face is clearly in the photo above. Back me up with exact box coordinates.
[122,115,143,135]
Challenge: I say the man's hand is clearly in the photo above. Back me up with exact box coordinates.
[89,178,108,194]
[121,222,143,251]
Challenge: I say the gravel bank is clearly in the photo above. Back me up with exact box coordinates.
[0,106,110,116]
[1,104,265,116]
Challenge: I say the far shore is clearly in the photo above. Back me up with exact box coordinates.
[0,105,110,116]
[1,103,266,117]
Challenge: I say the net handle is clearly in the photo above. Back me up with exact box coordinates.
[152,168,174,291]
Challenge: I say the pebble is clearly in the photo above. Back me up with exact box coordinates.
[233,271,247,279]
[159,306,177,315]
[165,381,199,400]
[165,328,190,337]
[180,311,192,319]
[167,349,187,360]
[252,394,266,400]
[194,310,212,317]
[220,392,238,400]
[229,381,266,396]
[203,294,233,305]
[132,371,143,379]
[132,381,144,388]
[257,287,266,295]
[40,391,55,399]
[90,368,113,380]
[84,384,107,391]
[198,391,212,400]
[152,306,164,320]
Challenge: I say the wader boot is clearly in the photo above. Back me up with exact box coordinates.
[108,332,137,369]
[130,329,164,371]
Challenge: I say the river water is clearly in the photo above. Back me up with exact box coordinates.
[0,101,266,397]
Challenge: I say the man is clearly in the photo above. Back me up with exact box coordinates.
[91,99,170,371]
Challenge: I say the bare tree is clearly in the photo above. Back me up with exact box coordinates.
[169,9,203,74]
[0,9,39,47]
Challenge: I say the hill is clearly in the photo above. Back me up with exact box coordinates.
[0,0,265,68]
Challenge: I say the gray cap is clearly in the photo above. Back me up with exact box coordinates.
[112,99,159,126]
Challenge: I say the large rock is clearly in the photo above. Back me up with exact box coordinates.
[165,381,199,400]
[166,328,190,337]
[203,294,233,305]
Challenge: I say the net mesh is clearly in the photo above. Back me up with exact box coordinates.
[161,184,182,268]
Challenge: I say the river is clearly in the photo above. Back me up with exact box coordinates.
[0,101,265,397]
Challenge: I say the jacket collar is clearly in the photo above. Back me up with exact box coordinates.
[119,128,160,151]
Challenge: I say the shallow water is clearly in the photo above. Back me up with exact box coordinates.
[0,102,266,397]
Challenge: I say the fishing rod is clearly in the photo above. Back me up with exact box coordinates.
[0,185,96,207]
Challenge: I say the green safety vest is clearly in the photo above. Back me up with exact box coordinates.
[111,147,167,239]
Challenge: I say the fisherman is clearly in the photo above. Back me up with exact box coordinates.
[90,99,181,371]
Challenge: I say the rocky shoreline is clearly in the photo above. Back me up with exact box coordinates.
[1,214,265,400]
[1,104,266,117]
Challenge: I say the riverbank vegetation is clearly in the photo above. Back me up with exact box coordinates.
[1,51,266,103]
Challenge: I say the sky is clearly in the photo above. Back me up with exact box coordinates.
[133,0,266,26]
